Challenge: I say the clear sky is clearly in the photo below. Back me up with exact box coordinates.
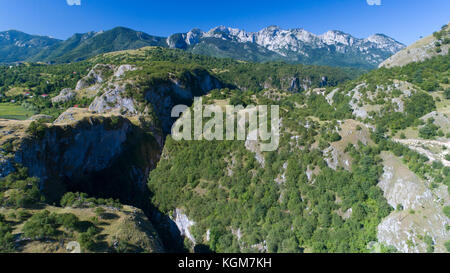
[0,0,448,45]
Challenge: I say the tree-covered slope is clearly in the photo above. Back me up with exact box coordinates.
[0,30,60,63]
[28,27,167,63]
[147,51,450,253]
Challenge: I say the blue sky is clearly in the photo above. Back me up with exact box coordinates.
[0,0,448,45]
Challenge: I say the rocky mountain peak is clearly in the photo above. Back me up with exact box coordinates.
[185,28,203,45]
[320,30,355,46]
[260,25,281,32]
[365,33,405,53]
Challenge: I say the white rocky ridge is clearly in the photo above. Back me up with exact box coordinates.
[1,26,405,67]
[170,25,405,60]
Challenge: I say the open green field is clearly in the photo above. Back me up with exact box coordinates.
[0,103,35,120]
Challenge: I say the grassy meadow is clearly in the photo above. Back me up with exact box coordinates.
[0,103,35,120]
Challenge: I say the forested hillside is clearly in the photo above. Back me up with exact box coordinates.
[148,50,450,253]
[0,44,449,253]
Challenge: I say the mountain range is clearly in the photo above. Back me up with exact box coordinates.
[0,26,405,68]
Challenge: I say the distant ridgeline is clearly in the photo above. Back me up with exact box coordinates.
[0,26,405,69]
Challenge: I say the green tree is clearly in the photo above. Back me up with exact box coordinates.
[78,226,98,251]
[23,210,59,239]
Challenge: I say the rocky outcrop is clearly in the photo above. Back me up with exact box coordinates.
[111,206,165,253]
[378,157,433,210]
[89,83,138,116]
[168,29,203,49]
[114,64,136,78]
[393,138,450,167]
[12,111,162,206]
[28,114,54,122]
[0,153,15,178]
[51,88,76,104]
[245,129,265,168]
[346,80,416,120]
[15,116,131,181]
[172,208,196,244]
[145,76,221,133]
[377,152,450,253]
[75,64,113,91]
[83,63,222,134]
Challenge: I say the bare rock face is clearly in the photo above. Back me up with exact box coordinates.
[325,88,339,105]
[89,83,138,116]
[172,208,196,244]
[53,108,78,124]
[75,64,114,91]
[378,165,432,210]
[377,152,450,253]
[9,108,163,207]
[28,114,53,122]
[0,153,15,178]
[85,64,222,134]
[114,64,136,78]
[348,83,369,119]
[323,146,339,170]
[377,207,449,253]
[14,115,132,182]
[245,129,265,168]
[142,74,222,134]
[288,77,301,92]
[51,88,76,104]
[346,80,415,120]
[394,138,450,167]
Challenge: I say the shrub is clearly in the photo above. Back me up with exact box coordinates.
[444,206,450,218]
[26,121,48,139]
[23,210,59,239]
[56,213,79,231]
[445,241,450,252]
[60,192,122,209]
[329,132,342,142]
[419,123,439,139]
[78,226,98,251]
[424,235,434,253]
[16,210,32,221]
[1,170,42,208]
[0,223,14,253]
[444,88,450,100]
